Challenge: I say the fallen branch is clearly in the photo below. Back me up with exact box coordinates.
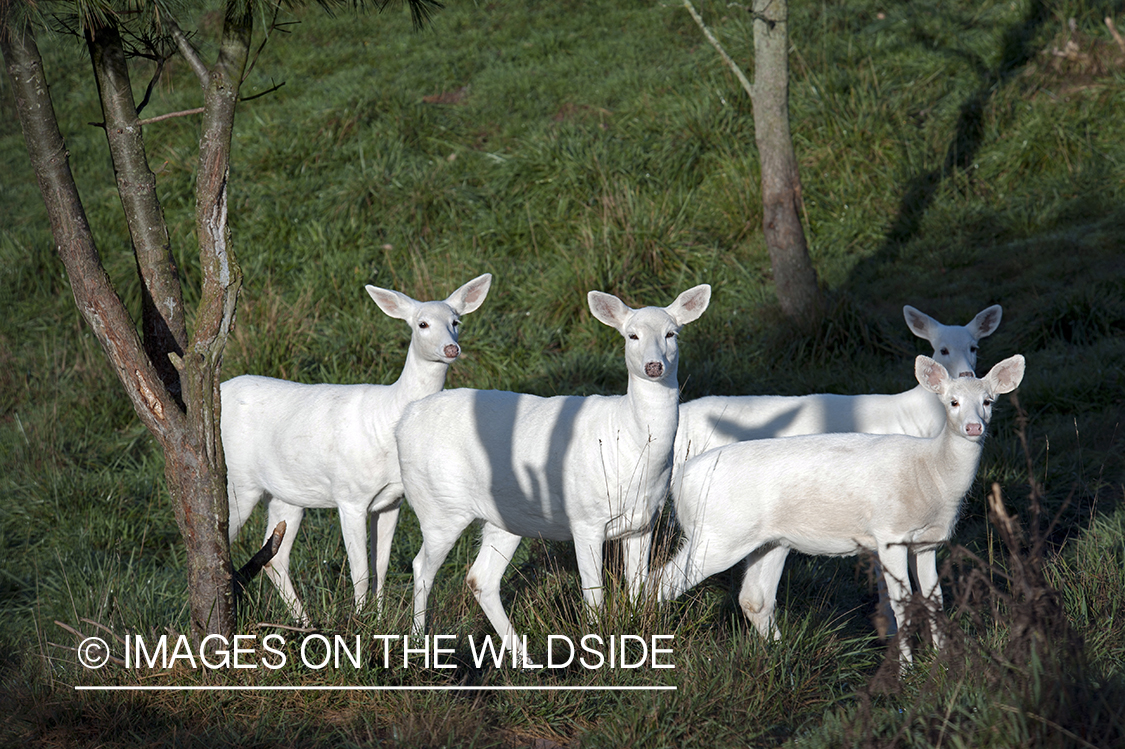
[80,617,127,646]
[255,621,318,634]
[53,620,127,667]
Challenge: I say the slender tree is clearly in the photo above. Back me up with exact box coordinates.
[685,0,824,329]
[1,0,437,644]
[751,0,823,329]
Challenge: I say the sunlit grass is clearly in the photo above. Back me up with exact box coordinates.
[2,0,1124,745]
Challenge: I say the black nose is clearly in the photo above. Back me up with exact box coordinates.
[645,361,664,378]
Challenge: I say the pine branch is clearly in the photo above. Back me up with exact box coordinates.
[167,17,209,85]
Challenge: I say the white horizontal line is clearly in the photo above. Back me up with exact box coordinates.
[75,685,676,692]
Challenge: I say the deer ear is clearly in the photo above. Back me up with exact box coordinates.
[985,354,1025,394]
[445,273,492,315]
[904,306,938,342]
[666,284,711,326]
[968,305,1002,339]
[915,355,950,393]
[366,286,418,321]
[588,291,633,332]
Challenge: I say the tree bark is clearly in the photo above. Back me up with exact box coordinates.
[2,18,181,444]
[3,7,246,645]
[172,0,251,643]
[751,0,824,329]
[87,22,188,404]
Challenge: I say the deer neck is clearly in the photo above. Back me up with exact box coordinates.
[621,371,681,450]
[389,346,451,407]
[926,421,986,503]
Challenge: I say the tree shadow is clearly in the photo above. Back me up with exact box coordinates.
[873,0,1053,262]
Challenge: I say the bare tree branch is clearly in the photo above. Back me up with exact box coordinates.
[240,80,284,102]
[683,0,755,100]
[138,106,205,125]
[135,54,168,116]
[167,17,209,85]
[243,2,286,84]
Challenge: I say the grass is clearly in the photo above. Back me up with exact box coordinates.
[2,0,1125,745]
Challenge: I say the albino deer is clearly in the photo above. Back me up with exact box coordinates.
[674,305,1002,467]
[674,304,1001,635]
[656,354,1025,664]
[221,274,492,624]
[398,285,711,658]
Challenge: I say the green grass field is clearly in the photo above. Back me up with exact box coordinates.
[2,0,1124,745]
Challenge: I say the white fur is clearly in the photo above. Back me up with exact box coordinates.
[656,354,1025,664]
[222,274,492,624]
[398,285,711,658]
[675,305,1002,635]
[674,305,1003,465]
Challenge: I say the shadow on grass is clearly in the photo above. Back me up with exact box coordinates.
[875,0,1054,259]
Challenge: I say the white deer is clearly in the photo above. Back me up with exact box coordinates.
[398,285,711,658]
[674,305,1003,466]
[656,354,1025,664]
[221,274,492,625]
[675,304,1001,635]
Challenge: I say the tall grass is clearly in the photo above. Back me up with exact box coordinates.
[2,0,1124,745]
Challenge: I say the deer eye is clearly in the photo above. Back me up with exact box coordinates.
[970,345,978,353]
[665,331,676,339]
[419,321,429,329]
[452,319,461,327]
[983,398,993,407]
[950,398,959,408]
[628,333,639,340]
[941,347,950,356]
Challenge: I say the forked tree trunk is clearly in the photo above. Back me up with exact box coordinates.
[169,0,252,645]
[750,0,824,329]
[2,5,249,644]
[87,23,188,403]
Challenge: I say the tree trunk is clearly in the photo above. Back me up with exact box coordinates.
[2,8,246,645]
[751,0,824,329]
[172,0,252,643]
[1,18,178,443]
[87,23,188,404]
